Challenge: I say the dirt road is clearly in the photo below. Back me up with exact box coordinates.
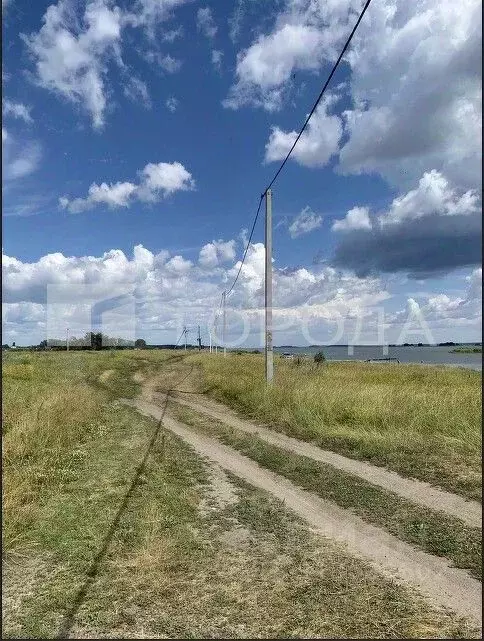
[124,397,482,627]
[170,393,482,528]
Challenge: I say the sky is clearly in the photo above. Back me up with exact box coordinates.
[2,0,482,347]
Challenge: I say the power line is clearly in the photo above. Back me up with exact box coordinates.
[226,194,264,297]
[212,0,372,319]
[174,328,185,347]
[265,0,372,192]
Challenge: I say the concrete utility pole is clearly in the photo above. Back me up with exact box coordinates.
[197,325,202,351]
[265,189,273,383]
[209,327,212,353]
[66,327,70,352]
[184,326,187,351]
[222,290,227,357]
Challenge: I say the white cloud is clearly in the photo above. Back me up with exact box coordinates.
[2,242,389,346]
[123,76,151,108]
[166,96,178,112]
[2,243,480,346]
[224,0,359,111]
[230,0,480,193]
[2,134,42,182]
[139,161,194,198]
[127,0,188,31]
[158,54,182,74]
[197,7,217,39]
[224,21,345,111]
[165,254,192,274]
[23,0,189,127]
[288,206,322,238]
[332,206,372,232]
[60,160,195,213]
[265,95,342,167]
[331,171,482,277]
[338,0,482,189]
[3,100,33,123]
[23,0,124,129]
[392,271,482,333]
[163,27,183,43]
[199,240,236,268]
[379,170,480,226]
[211,49,223,72]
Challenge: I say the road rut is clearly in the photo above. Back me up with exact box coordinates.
[170,394,482,528]
[124,397,482,627]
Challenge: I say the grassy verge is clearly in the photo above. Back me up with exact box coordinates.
[189,353,482,501]
[3,351,479,638]
[170,403,482,580]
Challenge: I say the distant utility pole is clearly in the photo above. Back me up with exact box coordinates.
[184,326,188,351]
[197,325,202,351]
[209,327,212,353]
[265,189,273,383]
[222,290,227,357]
[66,327,70,352]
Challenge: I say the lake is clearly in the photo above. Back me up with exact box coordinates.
[272,345,482,371]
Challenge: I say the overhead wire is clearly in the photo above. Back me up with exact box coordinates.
[174,327,186,347]
[225,193,264,297]
[210,0,372,333]
[264,0,372,192]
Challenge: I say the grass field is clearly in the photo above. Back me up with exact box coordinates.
[2,349,481,638]
[190,352,482,501]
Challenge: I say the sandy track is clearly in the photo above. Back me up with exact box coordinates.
[124,397,482,627]
[170,394,482,528]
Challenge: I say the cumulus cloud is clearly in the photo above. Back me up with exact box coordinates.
[230,0,480,193]
[288,206,322,238]
[23,0,189,128]
[157,54,182,74]
[224,15,349,111]
[127,0,188,30]
[23,0,124,129]
[338,0,482,189]
[3,242,481,346]
[391,269,482,335]
[332,206,371,232]
[265,95,342,167]
[3,100,33,123]
[2,242,389,345]
[199,240,236,269]
[59,161,195,213]
[331,171,482,277]
[197,7,217,39]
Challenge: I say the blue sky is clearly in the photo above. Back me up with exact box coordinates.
[2,0,482,347]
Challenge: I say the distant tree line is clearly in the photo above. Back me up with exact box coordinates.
[37,332,142,350]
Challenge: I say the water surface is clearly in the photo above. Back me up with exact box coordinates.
[272,345,482,371]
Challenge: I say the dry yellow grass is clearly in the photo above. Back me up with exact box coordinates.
[190,352,482,500]
[2,354,103,551]
[2,350,480,638]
